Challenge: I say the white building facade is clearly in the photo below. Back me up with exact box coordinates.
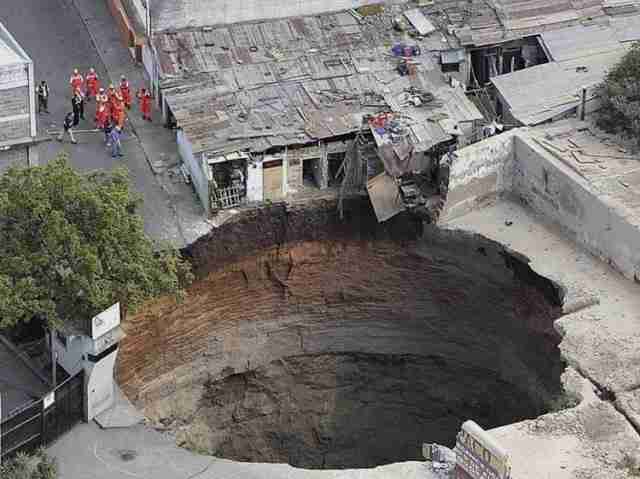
[0,23,37,173]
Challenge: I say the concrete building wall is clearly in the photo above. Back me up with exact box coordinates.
[441,128,640,281]
[247,159,263,202]
[0,24,37,167]
[0,64,33,143]
[440,130,518,221]
[287,157,303,194]
[513,136,640,280]
[315,143,329,189]
[177,129,209,213]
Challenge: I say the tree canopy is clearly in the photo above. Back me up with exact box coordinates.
[0,156,192,330]
[597,42,640,143]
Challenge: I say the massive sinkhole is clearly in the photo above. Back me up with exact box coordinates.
[117,199,565,470]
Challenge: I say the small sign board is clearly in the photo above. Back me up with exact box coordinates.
[43,391,55,410]
[455,420,511,479]
[91,303,121,340]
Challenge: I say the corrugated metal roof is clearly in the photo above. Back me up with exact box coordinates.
[540,24,621,61]
[161,8,483,156]
[491,47,630,125]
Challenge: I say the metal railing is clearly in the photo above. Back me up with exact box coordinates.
[1,370,84,462]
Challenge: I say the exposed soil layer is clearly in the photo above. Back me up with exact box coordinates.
[118,199,564,469]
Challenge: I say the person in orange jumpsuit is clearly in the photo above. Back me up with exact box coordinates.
[85,68,99,102]
[95,101,108,130]
[69,69,83,96]
[95,87,110,123]
[119,76,132,110]
[112,92,126,129]
[137,87,153,122]
[107,84,117,111]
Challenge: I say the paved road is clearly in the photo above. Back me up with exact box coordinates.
[0,0,207,246]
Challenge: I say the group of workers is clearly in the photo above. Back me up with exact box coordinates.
[49,67,154,157]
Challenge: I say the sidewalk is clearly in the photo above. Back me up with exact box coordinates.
[49,421,437,479]
[71,0,210,246]
[72,0,174,175]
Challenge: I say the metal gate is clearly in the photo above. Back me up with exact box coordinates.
[1,371,84,461]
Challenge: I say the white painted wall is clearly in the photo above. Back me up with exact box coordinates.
[177,129,209,213]
[247,159,263,202]
[50,333,85,377]
[84,349,118,421]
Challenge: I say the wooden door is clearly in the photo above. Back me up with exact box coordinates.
[263,160,283,200]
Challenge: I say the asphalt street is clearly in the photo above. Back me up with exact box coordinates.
[0,0,207,246]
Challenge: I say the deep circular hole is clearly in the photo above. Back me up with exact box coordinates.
[149,229,565,469]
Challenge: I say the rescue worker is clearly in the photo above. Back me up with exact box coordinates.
[95,87,109,125]
[36,80,49,114]
[137,87,153,122]
[85,68,99,102]
[69,69,83,96]
[57,111,77,144]
[107,84,117,111]
[112,92,126,129]
[119,75,132,110]
[95,101,108,130]
[71,89,85,126]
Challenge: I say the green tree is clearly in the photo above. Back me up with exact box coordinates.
[0,155,192,330]
[597,42,640,143]
[0,448,57,479]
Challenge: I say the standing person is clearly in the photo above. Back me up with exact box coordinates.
[110,126,124,158]
[137,87,153,122]
[95,87,110,123]
[119,76,132,110]
[69,69,84,96]
[112,92,126,129]
[71,89,85,126]
[57,112,77,144]
[36,80,49,114]
[107,84,117,109]
[95,101,108,130]
[104,119,113,146]
[85,68,99,102]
